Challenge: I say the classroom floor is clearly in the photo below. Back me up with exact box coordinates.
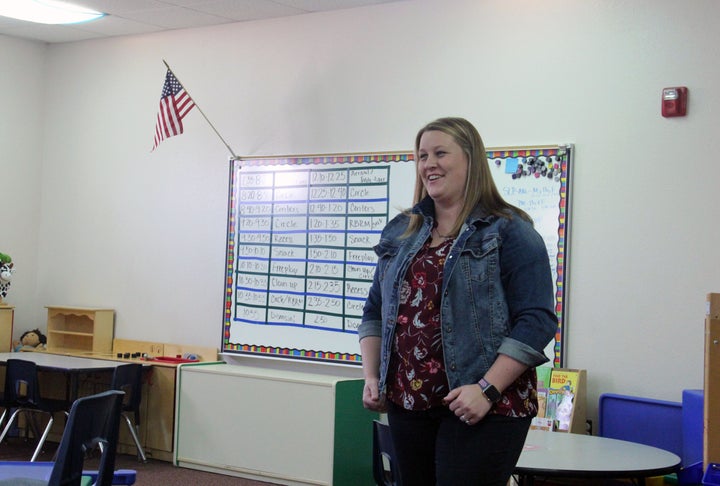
[0,437,680,485]
[0,437,280,486]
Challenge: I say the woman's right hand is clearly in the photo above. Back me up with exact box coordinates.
[362,377,387,412]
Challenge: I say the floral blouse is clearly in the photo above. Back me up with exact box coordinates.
[387,237,451,410]
[387,236,539,417]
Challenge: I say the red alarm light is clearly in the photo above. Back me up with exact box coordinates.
[662,87,688,117]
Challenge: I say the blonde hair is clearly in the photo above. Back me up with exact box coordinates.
[406,117,531,236]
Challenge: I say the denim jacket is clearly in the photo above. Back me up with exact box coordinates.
[359,196,558,395]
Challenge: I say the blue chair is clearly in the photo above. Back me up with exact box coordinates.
[0,389,125,485]
[0,359,69,461]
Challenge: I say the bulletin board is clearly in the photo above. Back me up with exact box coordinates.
[221,145,572,366]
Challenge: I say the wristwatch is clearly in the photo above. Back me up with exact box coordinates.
[478,378,502,404]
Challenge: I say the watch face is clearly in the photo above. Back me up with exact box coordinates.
[483,384,502,403]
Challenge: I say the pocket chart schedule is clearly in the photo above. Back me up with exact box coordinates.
[222,147,572,365]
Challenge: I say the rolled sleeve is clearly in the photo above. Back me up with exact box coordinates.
[358,319,382,341]
[500,217,558,359]
[497,336,550,368]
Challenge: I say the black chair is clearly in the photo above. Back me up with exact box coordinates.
[0,386,8,430]
[0,389,125,486]
[372,420,402,486]
[0,359,69,461]
[50,390,124,486]
[110,364,146,463]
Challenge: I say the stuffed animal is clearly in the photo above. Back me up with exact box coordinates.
[13,329,47,352]
[0,252,13,303]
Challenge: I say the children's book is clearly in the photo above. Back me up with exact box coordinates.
[547,369,580,431]
[535,366,551,418]
[536,388,548,418]
[536,366,552,391]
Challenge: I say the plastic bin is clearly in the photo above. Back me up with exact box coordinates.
[83,469,137,485]
[703,463,720,485]
[599,393,683,457]
[679,461,704,485]
[683,389,704,466]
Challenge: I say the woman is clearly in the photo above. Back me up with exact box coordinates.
[359,117,558,485]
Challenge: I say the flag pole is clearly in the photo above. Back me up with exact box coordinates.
[163,60,238,159]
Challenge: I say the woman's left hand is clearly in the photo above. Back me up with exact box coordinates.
[443,384,492,426]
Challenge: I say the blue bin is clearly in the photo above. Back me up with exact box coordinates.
[683,389,704,466]
[679,461,704,485]
[599,393,683,458]
[703,463,720,485]
[82,469,136,485]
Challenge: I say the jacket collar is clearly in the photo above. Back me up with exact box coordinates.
[411,196,496,226]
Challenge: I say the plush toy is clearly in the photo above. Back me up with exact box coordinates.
[0,252,13,303]
[13,329,47,352]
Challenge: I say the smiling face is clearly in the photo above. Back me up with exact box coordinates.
[22,332,40,346]
[417,130,468,211]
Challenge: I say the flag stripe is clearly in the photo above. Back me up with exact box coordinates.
[161,98,180,137]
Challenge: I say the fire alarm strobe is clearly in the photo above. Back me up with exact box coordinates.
[662,87,688,117]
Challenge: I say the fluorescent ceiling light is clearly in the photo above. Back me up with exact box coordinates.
[0,0,105,25]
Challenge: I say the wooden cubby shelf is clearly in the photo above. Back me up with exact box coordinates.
[45,306,115,354]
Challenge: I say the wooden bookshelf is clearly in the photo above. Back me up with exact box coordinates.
[45,306,114,354]
[0,304,14,352]
[705,293,720,465]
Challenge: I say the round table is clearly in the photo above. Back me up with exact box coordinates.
[515,429,681,484]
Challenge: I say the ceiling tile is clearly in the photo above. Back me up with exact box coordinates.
[181,0,306,21]
[0,23,102,43]
[71,14,172,37]
[0,0,412,43]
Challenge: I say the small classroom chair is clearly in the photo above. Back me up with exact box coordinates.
[372,419,402,486]
[0,389,125,486]
[0,381,7,430]
[0,359,69,461]
[110,364,147,463]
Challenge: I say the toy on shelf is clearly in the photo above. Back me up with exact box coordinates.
[13,328,47,352]
[0,252,13,304]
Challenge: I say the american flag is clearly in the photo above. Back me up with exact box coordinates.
[151,69,196,151]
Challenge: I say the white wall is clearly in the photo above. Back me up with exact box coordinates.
[0,35,45,332]
[3,0,720,423]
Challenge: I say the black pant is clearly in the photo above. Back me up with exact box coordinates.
[387,401,531,486]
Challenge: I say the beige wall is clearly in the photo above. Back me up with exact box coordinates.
[2,0,719,423]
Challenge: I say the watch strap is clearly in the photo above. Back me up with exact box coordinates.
[478,378,502,404]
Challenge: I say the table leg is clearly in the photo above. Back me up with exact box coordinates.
[515,474,534,486]
[68,371,78,402]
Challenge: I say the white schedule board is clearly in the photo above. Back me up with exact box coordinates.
[222,147,572,365]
